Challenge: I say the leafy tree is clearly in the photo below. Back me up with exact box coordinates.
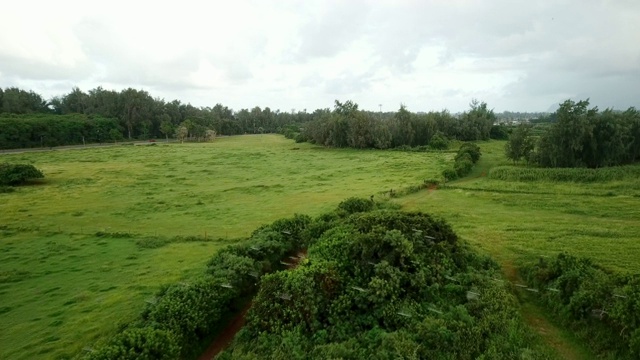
[159,116,173,141]
[109,128,124,144]
[505,123,535,163]
[428,132,449,150]
[0,163,44,185]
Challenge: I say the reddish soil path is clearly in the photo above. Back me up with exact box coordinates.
[198,250,307,360]
[198,303,252,360]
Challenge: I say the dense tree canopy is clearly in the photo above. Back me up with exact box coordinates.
[533,100,640,168]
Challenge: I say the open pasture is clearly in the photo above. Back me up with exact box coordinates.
[0,135,451,359]
[398,141,640,273]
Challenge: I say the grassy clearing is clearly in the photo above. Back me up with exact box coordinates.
[0,135,451,359]
[398,140,640,273]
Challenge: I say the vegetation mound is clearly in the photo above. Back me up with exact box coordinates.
[218,200,550,359]
[0,163,44,186]
[442,142,481,181]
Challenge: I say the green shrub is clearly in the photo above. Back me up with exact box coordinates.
[454,158,474,177]
[442,168,458,181]
[457,142,481,163]
[86,327,180,360]
[0,163,44,185]
[428,132,449,150]
[337,197,375,215]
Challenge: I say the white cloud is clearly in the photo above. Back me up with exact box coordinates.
[1,0,639,112]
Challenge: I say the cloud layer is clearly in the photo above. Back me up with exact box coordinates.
[1,0,638,112]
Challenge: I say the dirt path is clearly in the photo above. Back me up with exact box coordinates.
[198,250,307,360]
[198,303,252,360]
[502,262,593,360]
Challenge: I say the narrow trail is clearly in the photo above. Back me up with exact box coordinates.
[198,250,307,360]
[502,262,593,360]
[198,303,252,360]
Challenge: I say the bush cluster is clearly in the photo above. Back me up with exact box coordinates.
[85,214,312,359]
[218,201,551,359]
[0,163,44,186]
[523,253,640,359]
[442,143,481,181]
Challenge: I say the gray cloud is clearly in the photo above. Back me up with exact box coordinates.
[0,0,638,112]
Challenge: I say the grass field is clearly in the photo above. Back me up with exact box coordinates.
[397,141,640,273]
[0,135,452,360]
[3,135,639,359]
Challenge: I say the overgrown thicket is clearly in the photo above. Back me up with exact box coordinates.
[0,163,44,186]
[300,100,497,149]
[523,254,640,359]
[84,214,313,360]
[507,99,640,168]
[441,143,482,181]
[218,199,551,359]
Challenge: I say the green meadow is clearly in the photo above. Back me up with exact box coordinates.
[397,141,640,273]
[0,135,452,360]
[3,135,640,359]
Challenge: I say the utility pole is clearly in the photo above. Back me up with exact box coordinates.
[379,104,382,120]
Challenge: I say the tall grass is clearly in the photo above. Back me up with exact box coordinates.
[489,164,640,183]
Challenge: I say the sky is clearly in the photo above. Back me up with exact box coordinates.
[1,0,639,113]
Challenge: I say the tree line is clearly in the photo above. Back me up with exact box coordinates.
[299,99,502,149]
[506,99,640,168]
[0,86,511,150]
[0,86,320,149]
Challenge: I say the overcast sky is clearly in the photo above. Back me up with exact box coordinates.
[1,0,638,113]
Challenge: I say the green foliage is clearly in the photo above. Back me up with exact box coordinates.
[442,167,458,181]
[442,142,482,181]
[429,131,449,150]
[303,101,496,150]
[86,327,180,360]
[505,123,535,163]
[221,208,550,359]
[457,142,482,164]
[0,163,44,185]
[488,164,640,183]
[0,114,120,149]
[523,253,640,359]
[337,197,375,215]
[535,99,640,168]
[490,124,510,140]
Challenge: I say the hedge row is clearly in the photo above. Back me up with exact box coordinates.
[442,142,481,181]
[523,253,640,359]
[84,214,312,360]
